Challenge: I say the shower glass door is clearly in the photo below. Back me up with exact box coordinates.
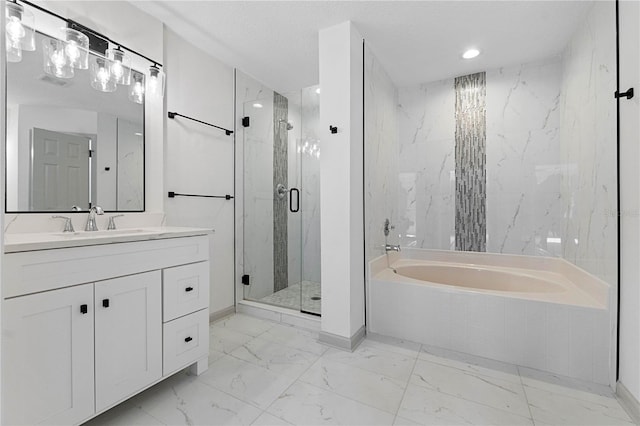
[242,92,302,312]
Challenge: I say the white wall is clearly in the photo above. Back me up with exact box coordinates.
[619,0,640,407]
[163,29,235,315]
[319,22,365,341]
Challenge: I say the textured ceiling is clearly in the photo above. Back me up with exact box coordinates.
[133,1,596,93]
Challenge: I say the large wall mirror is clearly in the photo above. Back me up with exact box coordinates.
[6,31,145,213]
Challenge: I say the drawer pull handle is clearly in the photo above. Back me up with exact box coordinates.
[80,304,88,314]
[102,299,110,308]
[185,287,194,292]
[185,336,193,343]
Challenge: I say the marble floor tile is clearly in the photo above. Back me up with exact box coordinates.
[213,313,276,337]
[250,412,294,425]
[419,344,521,383]
[299,358,407,414]
[135,373,263,426]
[197,355,298,410]
[210,324,255,354]
[208,348,226,365]
[518,366,615,399]
[267,381,396,425]
[524,385,635,425]
[363,334,422,357]
[229,336,320,378]
[84,404,165,426]
[260,323,328,356]
[392,415,422,425]
[322,343,417,382]
[398,383,534,425]
[411,359,531,417]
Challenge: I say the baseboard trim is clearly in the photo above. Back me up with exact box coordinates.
[318,326,366,352]
[209,305,236,323]
[617,381,640,424]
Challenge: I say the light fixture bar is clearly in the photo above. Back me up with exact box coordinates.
[18,0,163,68]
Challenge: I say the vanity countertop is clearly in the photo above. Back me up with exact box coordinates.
[4,227,213,253]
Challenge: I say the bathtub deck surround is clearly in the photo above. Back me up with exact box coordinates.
[369,248,612,386]
[84,313,635,426]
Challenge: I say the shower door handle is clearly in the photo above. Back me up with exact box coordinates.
[289,187,300,213]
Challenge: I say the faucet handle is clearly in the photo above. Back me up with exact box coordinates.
[52,215,75,232]
[107,214,124,230]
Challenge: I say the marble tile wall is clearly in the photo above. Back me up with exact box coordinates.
[300,86,321,284]
[116,118,144,210]
[485,57,564,256]
[364,45,400,261]
[558,1,617,287]
[239,74,275,301]
[397,78,455,251]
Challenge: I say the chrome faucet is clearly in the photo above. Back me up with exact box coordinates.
[385,244,401,252]
[85,206,104,231]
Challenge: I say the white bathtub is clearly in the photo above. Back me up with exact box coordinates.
[368,248,613,385]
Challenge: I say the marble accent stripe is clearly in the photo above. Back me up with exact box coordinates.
[454,72,487,252]
[273,92,289,292]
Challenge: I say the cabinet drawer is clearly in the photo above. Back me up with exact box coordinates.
[163,262,209,322]
[163,308,209,376]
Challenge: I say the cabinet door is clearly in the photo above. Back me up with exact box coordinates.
[3,284,94,425]
[95,271,162,412]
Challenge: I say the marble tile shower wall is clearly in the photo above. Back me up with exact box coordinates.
[300,86,321,283]
[240,78,276,301]
[364,45,400,261]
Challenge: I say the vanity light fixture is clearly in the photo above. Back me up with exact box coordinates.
[128,71,145,104]
[5,0,35,63]
[42,38,74,79]
[462,48,480,59]
[90,56,116,92]
[147,64,165,98]
[253,103,263,108]
[106,47,131,85]
[62,28,89,69]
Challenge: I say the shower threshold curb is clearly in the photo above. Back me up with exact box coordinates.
[237,300,321,332]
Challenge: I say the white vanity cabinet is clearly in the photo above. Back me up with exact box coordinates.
[3,284,95,426]
[2,233,211,426]
[95,271,162,412]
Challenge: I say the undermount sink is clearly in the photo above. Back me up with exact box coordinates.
[55,229,150,238]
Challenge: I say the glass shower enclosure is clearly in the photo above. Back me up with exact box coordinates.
[241,85,321,315]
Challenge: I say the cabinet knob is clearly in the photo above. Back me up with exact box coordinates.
[102,299,110,308]
[184,336,193,343]
[185,286,194,292]
[80,304,88,314]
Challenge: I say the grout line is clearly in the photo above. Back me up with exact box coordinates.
[393,343,421,419]
[517,365,537,422]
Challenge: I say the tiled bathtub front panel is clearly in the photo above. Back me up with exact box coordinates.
[369,278,610,385]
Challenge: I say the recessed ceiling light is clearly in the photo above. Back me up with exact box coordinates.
[462,48,480,59]
[315,87,321,94]
[253,103,263,108]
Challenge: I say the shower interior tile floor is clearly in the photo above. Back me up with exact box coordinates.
[85,313,636,426]
[260,281,321,314]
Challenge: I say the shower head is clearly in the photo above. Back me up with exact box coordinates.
[278,119,294,130]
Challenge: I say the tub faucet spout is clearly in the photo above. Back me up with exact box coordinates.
[385,244,401,252]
